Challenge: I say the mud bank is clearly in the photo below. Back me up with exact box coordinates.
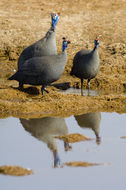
[0,85,125,119]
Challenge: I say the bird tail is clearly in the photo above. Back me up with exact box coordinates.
[8,72,18,80]
[8,75,14,80]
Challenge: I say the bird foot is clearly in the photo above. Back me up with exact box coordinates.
[64,142,72,151]
[18,86,24,91]
[44,88,49,94]
[41,87,49,95]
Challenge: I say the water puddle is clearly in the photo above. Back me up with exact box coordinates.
[53,82,126,96]
[59,87,126,96]
[0,112,126,189]
[60,88,99,96]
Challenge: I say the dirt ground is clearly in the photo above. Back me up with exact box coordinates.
[0,0,126,119]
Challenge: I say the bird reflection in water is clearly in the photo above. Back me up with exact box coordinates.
[74,112,101,144]
[20,117,72,167]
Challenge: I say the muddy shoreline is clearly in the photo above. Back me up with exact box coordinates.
[0,86,125,119]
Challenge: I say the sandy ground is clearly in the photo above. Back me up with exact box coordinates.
[0,0,126,118]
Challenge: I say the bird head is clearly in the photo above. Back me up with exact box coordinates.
[51,12,60,30]
[62,37,71,51]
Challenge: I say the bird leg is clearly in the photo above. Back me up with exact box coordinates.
[19,82,24,90]
[53,151,60,168]
[87,79,90,90]
[41,85,49,95]
[96,135,101,145]
[81,78,83,96]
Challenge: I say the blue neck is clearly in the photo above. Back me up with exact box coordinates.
[62,47,66,52]
[62,45,67,52]
[93,44,98,51]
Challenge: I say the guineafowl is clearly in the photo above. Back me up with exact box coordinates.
[20,117,71,167]
[9,38,70,95]
[18,13,60,69]
[70,37,100,95]
[74,112,101,144]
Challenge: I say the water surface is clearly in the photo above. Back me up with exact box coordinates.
[0,112,126,190]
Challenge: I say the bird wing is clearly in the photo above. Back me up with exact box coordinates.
[73,49,91,64]
[19,55,58,76]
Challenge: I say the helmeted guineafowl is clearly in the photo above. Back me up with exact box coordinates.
[18,13,60,70]
[70,37,100,95]
[20,117,71,167]
[9,38,70,95]
[74,112,101,144]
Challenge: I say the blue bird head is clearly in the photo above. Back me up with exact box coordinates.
[62,37,71,51]
[94,37,100,48]
[51,12,60,30]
